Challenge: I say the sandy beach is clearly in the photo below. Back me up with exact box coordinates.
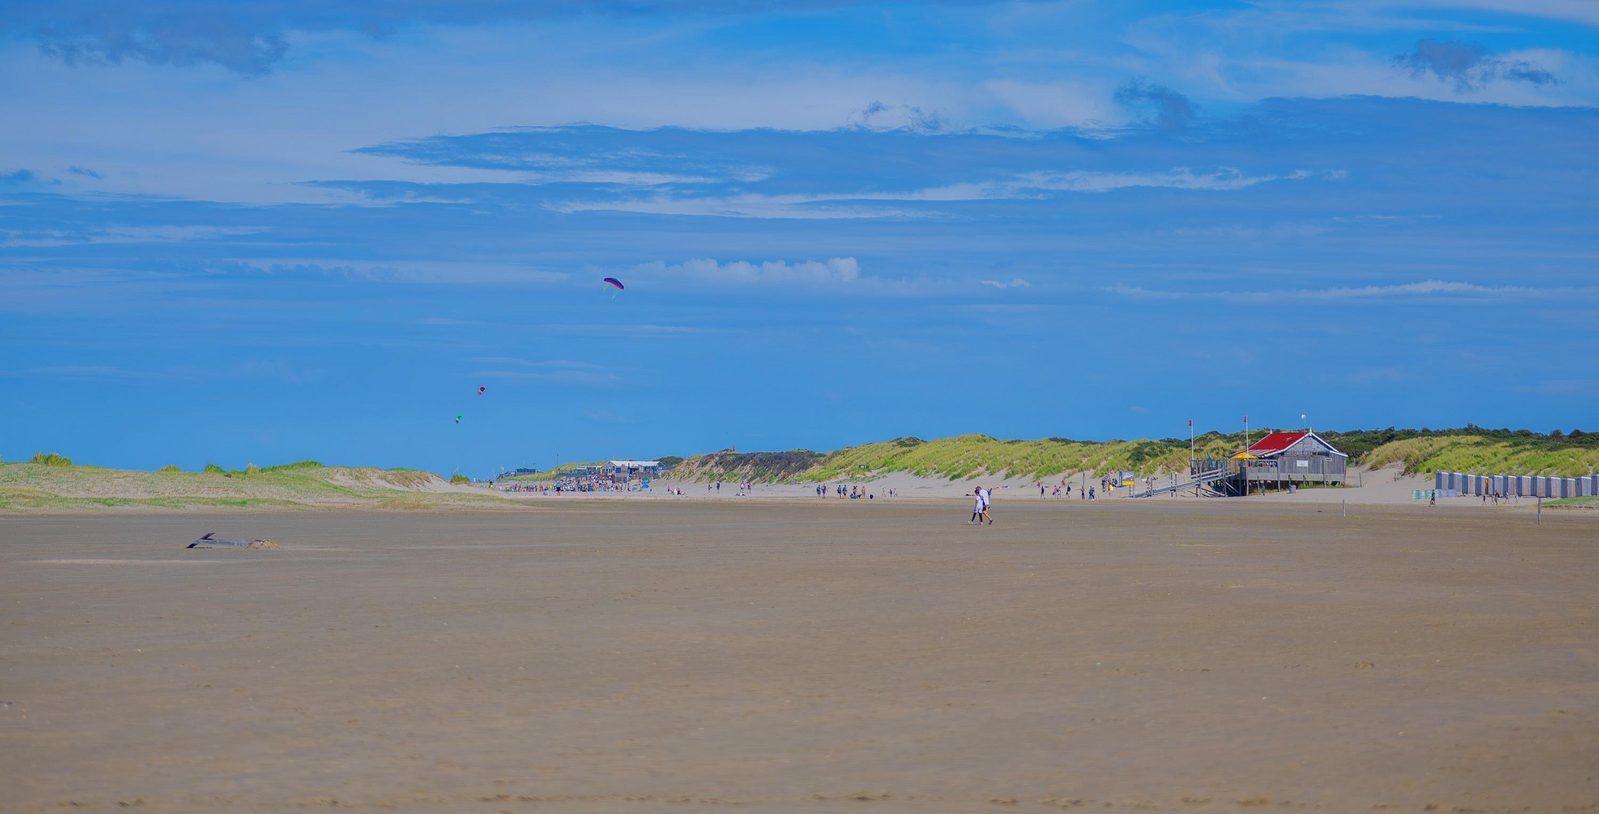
[2,501,1595,813]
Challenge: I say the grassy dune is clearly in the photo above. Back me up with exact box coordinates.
[673,434,1245,483]
[1360,435,1599,477]
[668,429,1599,483]
[0,459,513,513]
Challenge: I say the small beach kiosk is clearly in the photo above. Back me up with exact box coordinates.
[1232,431,1347,489]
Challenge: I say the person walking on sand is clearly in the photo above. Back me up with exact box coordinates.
[979,485,994,525]
[971,488,984,524]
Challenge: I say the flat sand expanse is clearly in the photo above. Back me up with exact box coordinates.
[2,503,1596,813]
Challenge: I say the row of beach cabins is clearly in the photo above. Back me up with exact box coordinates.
[1432,471,1599,499]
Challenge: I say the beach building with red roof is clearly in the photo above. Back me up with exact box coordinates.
[1149,429,1349,498]
[1236,430,1348,487]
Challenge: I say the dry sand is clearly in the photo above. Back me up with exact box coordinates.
[1,502,1596,813]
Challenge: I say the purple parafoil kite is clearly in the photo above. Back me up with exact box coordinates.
[602,277,625,291]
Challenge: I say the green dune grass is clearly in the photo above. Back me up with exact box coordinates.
[0,460,510,513]
[1360,435,1599,477]
[665,428,1599,483]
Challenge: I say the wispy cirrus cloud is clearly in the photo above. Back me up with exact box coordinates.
[1108,280,1599,302]
[1,225,268,248]
[356,126,771,183]
[1007,168,1341,194]
[550,193,929,220]
[635,257,861,287]
[469,357,619,384]
[214,259,569,285]
[980,278,1030,289]
[862,167,1340,200]
[554,166,1342,219]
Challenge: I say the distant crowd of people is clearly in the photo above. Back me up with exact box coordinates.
[1032,479,1096,499]
[489,472,1177,520]
[814,483,894,500]
[496,474,656,494]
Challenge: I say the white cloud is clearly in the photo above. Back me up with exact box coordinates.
[637,257,861,287]
[221,258,569,285]
[1,225,269,247]
[980,278,1031,289]
[555,167,1337,220]
[551,193,932,220]
[1039,167,1340,192]
[0,27,968,204]
[472,368,621,384]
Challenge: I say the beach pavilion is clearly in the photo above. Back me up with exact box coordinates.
[1234,431,1348,487]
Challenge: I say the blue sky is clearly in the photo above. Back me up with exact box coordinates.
[2,1,1596,474]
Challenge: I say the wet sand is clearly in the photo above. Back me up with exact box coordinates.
[2,502,1596,812]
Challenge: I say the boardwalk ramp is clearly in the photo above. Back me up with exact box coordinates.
[1132,467,1232,498]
